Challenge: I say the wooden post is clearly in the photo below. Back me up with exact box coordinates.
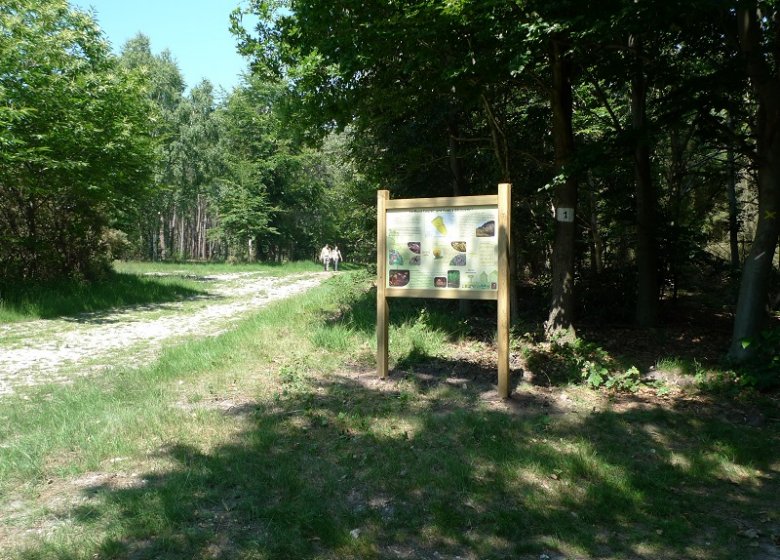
[377,190,390,379]
[497,183,512,398]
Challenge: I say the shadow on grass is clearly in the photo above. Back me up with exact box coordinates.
[334,286,496,342]
[0,272,207,321]
[47,374,780,560]
[332,284,737,391]
[16,274,779,559]
[394,349,500,381]
[392,349,526,398]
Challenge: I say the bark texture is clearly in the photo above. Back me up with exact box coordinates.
[630,35,659,327]
[728,9,780,361]
[545,36,578,341]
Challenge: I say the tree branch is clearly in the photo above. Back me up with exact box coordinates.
[481,93,511,181]
[585,75,624,133]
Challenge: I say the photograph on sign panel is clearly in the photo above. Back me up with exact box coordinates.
[475,220,495,237]
[388,270,410,287]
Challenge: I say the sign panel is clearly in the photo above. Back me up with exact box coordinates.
[385,206,499,292]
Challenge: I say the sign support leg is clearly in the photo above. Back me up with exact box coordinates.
[377,190,389,379]
[497,183,512,398]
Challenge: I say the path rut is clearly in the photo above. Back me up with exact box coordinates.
[0,271,327,396]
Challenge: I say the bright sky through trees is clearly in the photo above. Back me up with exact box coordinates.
[70,0,251,92]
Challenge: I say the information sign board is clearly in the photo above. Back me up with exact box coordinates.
[376,185,512,398]
[385,206,499,293]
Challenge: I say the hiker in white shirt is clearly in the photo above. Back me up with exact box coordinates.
[330,246,343,271]
[319,244,331,271]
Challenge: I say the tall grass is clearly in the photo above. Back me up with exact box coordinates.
[0,272,204,322]
[0,260,336,323]
[114,259,334,276]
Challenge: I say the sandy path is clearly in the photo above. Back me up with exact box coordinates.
[0,271,327,396]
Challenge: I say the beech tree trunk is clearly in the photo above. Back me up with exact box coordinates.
[545,35,578,341]
[630,35,659,327]
[667,128,688,301]
[158,212,166,261]
[588,190,603,275]
[448,117,474,316]
[728,8,780,361]
[448,119,466,197]
[727,118,741,269]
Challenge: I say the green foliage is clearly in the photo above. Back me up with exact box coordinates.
[581,359,610,389]
[651,380,672,396]
[603,366,642,392]
[579,354,642,393]
[566,339,609,377]
[736,328,780,390]
[562,340,638,391]
[210,78,337,261]
[0,1,155,281]
[537,338,643,392]
[229,0,780,369]
[208,83,276,253]
[100,229,133,261]
[117,40,354,264]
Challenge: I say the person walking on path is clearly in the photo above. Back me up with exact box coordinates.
[330,245,343,271]
[319,244,331,271]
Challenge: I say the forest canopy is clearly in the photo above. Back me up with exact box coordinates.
[0,0,778,370]
[233,0,780,364]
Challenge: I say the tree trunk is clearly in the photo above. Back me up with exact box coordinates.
[730,138,780,359]
[727,120,741,269]
[587,188,604,275]
[447,118,466,196]
[630,35,659,327]
[196,195,203,260]
[158,212,166,261]
[481,95,510,182]
[448,117,474,316]
[178,210,185,259]
[728,8,780,361]
[545,35,578,342]
[667,127,688,302]
[196,193,206,261]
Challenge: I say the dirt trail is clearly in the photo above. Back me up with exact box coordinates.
[0,271,327,397]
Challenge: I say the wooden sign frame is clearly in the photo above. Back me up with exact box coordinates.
[376,183,512,398]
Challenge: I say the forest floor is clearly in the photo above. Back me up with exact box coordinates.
[1,267,778,560]
[0,270,327,397]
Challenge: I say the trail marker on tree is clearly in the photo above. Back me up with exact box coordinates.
[376,183,512,397]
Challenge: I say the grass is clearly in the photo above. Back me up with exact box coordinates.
[0,271,205,323]
[0,259,337,323]
[114,259,349,277]
[0,267,778,559]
